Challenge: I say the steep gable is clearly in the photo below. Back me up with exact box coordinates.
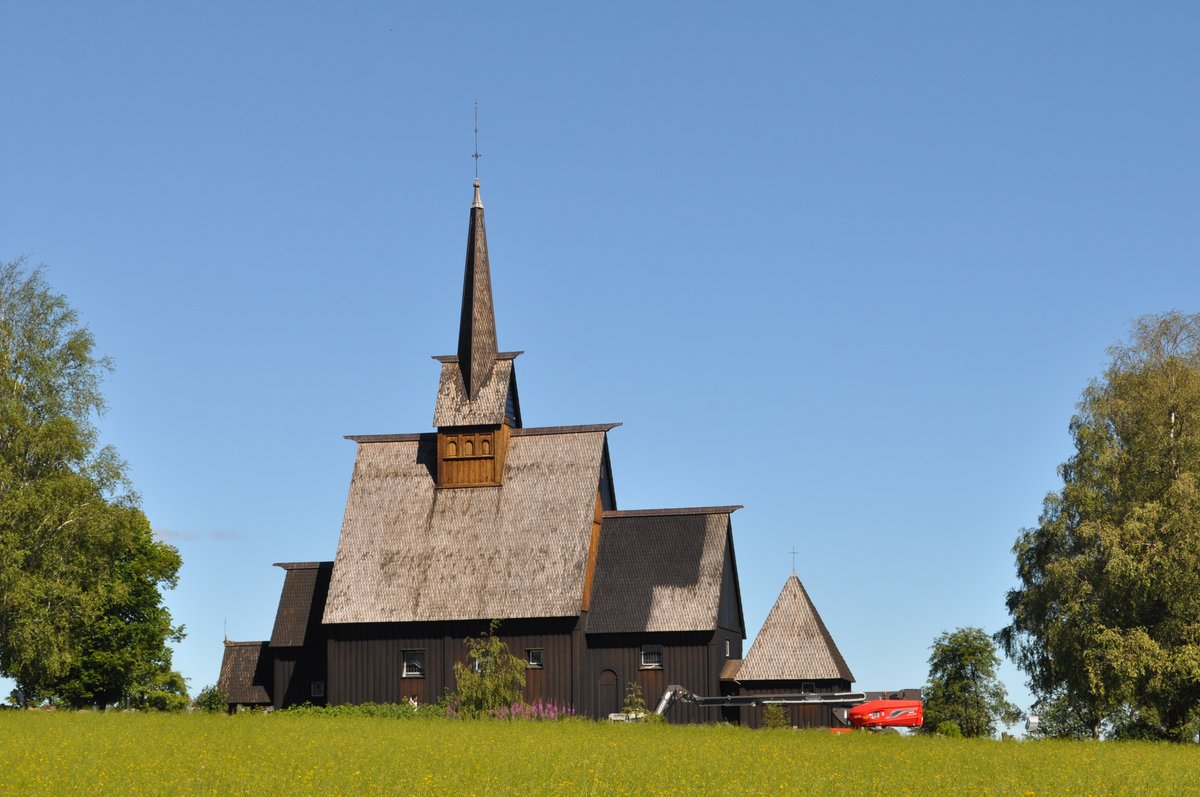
[736,574,854,682]
[218,641,272,705]
[323,425,617,624]
[587,507,741,634]
[269,562,333,647]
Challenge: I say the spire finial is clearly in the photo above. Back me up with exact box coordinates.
[789,547,798,575]
[472,100,481,179]
[472,178,483,209]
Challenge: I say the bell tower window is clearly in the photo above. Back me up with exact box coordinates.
[437,425,509,488]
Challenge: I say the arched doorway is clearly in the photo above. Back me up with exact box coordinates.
[597,669,619,718]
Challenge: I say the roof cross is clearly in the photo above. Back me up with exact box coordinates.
[789,547,799,574]
[472,100,481,178]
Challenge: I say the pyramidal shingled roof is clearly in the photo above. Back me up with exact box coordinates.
[457,179,498,399]
[736,573,854,682]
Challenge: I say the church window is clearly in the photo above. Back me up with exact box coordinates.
[403,650,425,678]
[639,644,663,669]
[725,639,731,658]
[802,681,815,693]
[438,428,503,487]
[526,649,544,669]
[310,680,325,698]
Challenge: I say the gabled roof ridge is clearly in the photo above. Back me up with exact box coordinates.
[345,424,620,444]
[511,423,621,436]
[223,640,268,647]
[433,351,523,363]
[344,432,433,443]
[603,505,742,518]
[272,561,333,570]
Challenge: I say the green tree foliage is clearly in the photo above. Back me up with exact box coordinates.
[192,684,229,713]
[999,313,1200,741]
[0,258,185,708]
[621,681,664,724]
[922,627,1020,739]
[449,620,526,717]
[935,721,962,738]
[622,680,649,716]
[761,704,789,730]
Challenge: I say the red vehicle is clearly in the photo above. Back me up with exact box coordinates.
[847,698,923,730]
[653,685,923,731]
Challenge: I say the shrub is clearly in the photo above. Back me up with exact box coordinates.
[623,682,648,716]
[490,701,576,721]
[937,721,963,738]
[192,685,228,714]
[448,620,526,718]
[762,705,789,729]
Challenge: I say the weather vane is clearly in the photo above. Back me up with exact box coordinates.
[473,100,481,179]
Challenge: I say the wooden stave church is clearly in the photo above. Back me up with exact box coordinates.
[219,180,854,726]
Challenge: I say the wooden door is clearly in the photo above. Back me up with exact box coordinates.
[597,669,619,718]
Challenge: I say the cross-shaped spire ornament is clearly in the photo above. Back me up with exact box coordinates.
[472,100,481,178]
[789,547,799,574]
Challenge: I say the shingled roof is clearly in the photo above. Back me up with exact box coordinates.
[432,355,522,428]
[269,562,333,647]
[736,574,854,682]
[458,179,497,399]
[324,425,611,624]
[587,507,743,634]
[217,641,272,705]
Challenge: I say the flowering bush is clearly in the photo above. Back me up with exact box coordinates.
[489,701,575,721]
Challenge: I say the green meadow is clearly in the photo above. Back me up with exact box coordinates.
[1,712,1193,796]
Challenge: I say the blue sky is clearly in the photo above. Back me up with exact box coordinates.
[3,2,1199,724]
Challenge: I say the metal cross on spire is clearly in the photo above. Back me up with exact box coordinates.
[472,100,481,178]
[789,547,799,574]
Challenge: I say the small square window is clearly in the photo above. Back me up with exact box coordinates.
[640,644,664,669]
[526,649,544,669]
[310,680,325,698]
[724,639,731,658]
[801,681,815,693]
[403,650,425,678]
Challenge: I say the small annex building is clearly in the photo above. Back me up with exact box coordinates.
[720,574,855,728]
[219,181,853,725]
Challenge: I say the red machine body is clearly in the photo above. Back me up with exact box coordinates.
[847,699,923,729]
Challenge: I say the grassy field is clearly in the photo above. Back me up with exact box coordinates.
[1,712,1195,796]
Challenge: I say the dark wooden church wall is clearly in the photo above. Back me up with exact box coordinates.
[737,679,853,729]
[273,647,328,709]
[326,618,579,709]
[584,632,725,724]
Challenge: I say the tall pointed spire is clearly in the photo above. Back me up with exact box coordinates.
[457,179,498,399]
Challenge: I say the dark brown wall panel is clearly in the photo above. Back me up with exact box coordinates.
[584,632,723,724]
[326,619,578,710]
[273,647,329,709]
[737,680,854,729]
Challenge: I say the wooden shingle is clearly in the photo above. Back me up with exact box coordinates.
[217,641,272,705]
[587,507,741,633]
[323,426,612,624]
[736,574,855,682]
[432,355,522,428]
[269,562,333,648]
